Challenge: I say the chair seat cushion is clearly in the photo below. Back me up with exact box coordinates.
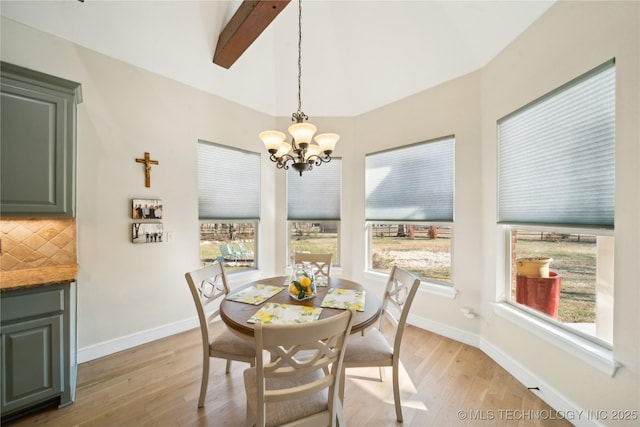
[343,328,393,365]
[210,322,255,358]
[244,368,328,427]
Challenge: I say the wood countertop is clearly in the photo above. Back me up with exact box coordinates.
[1,265,79,292]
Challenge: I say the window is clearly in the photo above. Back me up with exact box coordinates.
[498,60,615,345]
[287,159,341,265]
[199,222,257,272]
[366,136,454,284]
[198,140,260,272]
[368,224,451,282]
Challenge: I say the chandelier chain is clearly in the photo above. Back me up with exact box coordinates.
[296,0,303,117]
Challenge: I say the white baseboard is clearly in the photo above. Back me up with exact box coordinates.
[407,314,601,427]
[77,317,198,364]
[479,338,603,427]
[408,313,480,348]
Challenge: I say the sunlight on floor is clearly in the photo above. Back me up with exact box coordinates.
[344,362,426,404]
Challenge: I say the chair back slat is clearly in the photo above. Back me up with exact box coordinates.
[253,310,354,426]
[293,252,333,278]
[185,261,256,408]
[185,262,229,343]
[381,266,421,353]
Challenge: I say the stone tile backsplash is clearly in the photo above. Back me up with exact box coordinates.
[0,218,77,271]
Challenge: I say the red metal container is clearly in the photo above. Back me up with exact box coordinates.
[515,272,562,319]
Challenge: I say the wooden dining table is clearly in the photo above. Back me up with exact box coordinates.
[220,276,382,337]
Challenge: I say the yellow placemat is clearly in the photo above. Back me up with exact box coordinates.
[247,303,323,324]
[315,276,329,287]
[225,284,283,305]
[320,288,365,311]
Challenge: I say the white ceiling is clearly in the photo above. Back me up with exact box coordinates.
[1,0,555,117]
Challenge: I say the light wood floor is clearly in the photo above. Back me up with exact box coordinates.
[5,325,571,426]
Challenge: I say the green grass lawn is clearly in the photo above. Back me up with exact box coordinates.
[199,241,255,272]
[201,230,597,324]
[289,235,339,262]
[371,237,451,281]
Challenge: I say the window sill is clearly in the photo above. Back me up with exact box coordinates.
[492,302,620,377]
[420,280,458,299]
[363,270,458,299]
[226,268,263,287]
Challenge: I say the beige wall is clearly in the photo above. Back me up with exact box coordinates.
[1,17,280,354]
[1,0,638,421]
[351,70,484,337]
[479,0,639,418]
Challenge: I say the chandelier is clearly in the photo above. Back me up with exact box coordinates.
[259,0,339,176]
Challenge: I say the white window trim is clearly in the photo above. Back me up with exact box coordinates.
[199,219,260,273]
[365,221,454,288]
[286,220,341,268]
[363,270,458,300]
[496,224,619,377]
[226,268,264,287]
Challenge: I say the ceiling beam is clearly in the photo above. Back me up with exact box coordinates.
[213,0,291,69]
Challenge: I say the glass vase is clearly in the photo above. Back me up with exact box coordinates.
[288,262,316,300]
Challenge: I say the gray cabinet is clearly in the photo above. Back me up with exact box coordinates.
[1,283,76,420]
[0,62,81,217]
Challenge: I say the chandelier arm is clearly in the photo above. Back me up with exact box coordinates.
[270,153,300,165]
[269,153,280,162]
[273,153,297,165]
[277,159,291,170]
[306,154,332,166]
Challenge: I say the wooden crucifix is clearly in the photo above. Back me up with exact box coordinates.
[135,152,159,188]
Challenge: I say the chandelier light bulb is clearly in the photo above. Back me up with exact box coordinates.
[305,143,321,160]
[275,142,292,158]
[314,133,340,153]
[288,122,317,146]
[259,130,286,152]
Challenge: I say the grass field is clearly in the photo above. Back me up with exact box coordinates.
[200,225,598,324]
[372,233,597,324]
[371,237,451,282]
[289,235,339,262]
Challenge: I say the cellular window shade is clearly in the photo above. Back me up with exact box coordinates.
[366,137,454,221]
[287,159,341,220]
[498,61,615,227]
[198,141,260,219]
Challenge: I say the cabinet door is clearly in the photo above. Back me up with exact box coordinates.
[1,314,63,414]
[0,62,80,217]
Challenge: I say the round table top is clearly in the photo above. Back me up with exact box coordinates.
[220,276,381,337]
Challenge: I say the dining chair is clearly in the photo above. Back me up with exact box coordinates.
[243,309,355,427]
[185,262,256,408]
[339,266,421,422]
[219,243,241,263]
[293,252,333,279]
[236,241,255,261]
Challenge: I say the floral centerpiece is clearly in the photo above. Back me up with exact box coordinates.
[288,263,316,300]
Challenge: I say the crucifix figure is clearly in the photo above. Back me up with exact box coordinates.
[135,152,159,188]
